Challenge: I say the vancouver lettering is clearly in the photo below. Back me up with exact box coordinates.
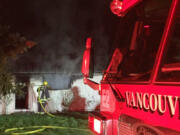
[125,91,179,116]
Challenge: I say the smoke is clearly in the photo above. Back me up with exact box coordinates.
[43,74,72,90]
[3,0,112,75]
[0,0,121,89]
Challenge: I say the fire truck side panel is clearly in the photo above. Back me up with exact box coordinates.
[100,84,180,132]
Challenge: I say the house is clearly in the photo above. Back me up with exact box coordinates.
[0,73,101,114]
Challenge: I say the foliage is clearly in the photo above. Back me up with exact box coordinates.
[0,113,92,135]
[0,24,35,61]
[0,65,24,99]
[0,24,36,99]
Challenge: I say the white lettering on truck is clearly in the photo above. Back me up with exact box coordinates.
[125,91,179,116]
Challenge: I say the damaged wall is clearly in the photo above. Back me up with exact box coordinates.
[0,74,101,114]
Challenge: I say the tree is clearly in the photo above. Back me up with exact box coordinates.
[0,24,36,114]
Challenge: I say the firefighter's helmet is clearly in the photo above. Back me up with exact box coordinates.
[43,81,48,86]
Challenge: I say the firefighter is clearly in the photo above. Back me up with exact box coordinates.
[37,81,50,114]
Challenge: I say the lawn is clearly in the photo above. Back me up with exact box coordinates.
[0,112,93,135]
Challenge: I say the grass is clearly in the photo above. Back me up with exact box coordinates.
[0,112,93,135]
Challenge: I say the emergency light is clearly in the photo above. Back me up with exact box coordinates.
[94,118,101,134]
[88,113,106,135]
[110,0,142,16]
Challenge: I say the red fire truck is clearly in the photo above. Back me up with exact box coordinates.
[82,0,180,134]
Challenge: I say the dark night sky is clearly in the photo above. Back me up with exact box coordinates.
[0,0,119,74]
[0,0,169,89]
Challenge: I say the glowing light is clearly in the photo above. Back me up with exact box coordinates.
[94,118,101,134]
[144,25,150,28]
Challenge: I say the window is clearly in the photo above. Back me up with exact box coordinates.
[157,23,180,82]
[15,75,29,109]
[102,0,171,82]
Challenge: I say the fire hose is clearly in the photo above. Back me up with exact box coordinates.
[4,97,91,134]
[4,98,89,134]
[37,96,55,117]
[4,126,90,135]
